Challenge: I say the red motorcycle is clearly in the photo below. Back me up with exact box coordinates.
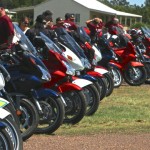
[73,26,114,97]
[33,32,100,119]
[139,27,150,57]
[108,27,147,86]
[55,27,108,101]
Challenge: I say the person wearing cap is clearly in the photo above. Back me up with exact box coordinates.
[63,13,78,31]
[0,7,14,50]
[19,16,30,34]
[53,17,65,29]
[86,17,104,42]
[26,14,52,45]
[42,10,54,30]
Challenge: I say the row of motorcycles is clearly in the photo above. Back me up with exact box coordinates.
[1,21,150,149]
[102,25,150,87]
[0,23,114,150]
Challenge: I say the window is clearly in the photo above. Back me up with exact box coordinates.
[75,14,80,23]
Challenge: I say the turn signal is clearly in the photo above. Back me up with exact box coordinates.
[67,55,73,61]
[16,110,22,116]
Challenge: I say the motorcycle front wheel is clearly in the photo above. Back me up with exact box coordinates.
[19,98,39,141]
[0,116,23,150]
[103,72,114,97]
[35,97,65,134]
[0,127,14,150]
[124,66,147,86]
[111,67,123,88]
[62,90,86,124]
[95,77,107,100]
[83,84,100,116]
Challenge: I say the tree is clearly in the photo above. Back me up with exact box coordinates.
[145,0,150,6]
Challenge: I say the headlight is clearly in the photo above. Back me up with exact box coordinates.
[62,61,75,76]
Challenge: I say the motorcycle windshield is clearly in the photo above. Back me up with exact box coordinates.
[55,28,91,68]
[141,27,150,38]
[13,23,50,80]
[55,28,87,59]
[39,32,76,72]
[112,26,129,45]
[39,32,62,54]
[13,23,38,56]
[111,26,124,35]
[76,27,91,43]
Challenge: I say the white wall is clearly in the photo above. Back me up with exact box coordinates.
[34,0,90,26]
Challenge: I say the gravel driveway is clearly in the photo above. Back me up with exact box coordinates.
[23,133,150,150]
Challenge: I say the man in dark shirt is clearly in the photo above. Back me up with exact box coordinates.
[0,7,14,49]
[26,15,53,45]
[86,17,104,42]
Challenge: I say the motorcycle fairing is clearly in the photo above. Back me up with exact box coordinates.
[0,108,10,119]
[94,67,108,74]
[57,82,82,93]
[31,88,60,99]
[72,78,93,88]
[0,98,9,108]
[130,61,144,67]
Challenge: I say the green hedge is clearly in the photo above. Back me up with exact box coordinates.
[130,22,150,29]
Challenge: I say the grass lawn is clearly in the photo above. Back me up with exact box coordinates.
[55,84,150,135]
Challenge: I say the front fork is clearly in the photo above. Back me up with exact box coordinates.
[31,89,67,115]
[31,89,43,115]
[131,67,138,75]
[59,94,67,107]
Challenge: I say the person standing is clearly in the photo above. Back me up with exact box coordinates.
[19,16,30,34]
[105,17,124,35]
[86,17,104,42]
[0,7,14,49]
[25,15,52,45]
[53,17,65,29]
[63,13,78,31]
[42,10,54,30]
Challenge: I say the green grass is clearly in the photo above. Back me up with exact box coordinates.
[55,84,150,135]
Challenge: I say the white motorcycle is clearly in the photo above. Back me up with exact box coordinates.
[0,62,23,150]
[0,98,23,150]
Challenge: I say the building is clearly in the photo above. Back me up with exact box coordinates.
[11,0,142,27]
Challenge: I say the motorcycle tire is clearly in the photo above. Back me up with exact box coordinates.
[62,90,86,124]
[111,67,123,88]
[19,98,39,141]
[103,72,114,97]
[35,97,65,134]
[95,77,107,100]
[83,84,100,116]
[124,66,147,86]
[93,81,101,100]
[0,127,14,150]
[0,116,23,150]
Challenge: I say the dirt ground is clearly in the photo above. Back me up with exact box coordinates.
[23,133,150,150]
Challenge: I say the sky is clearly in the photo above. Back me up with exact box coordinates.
[128,0,145,6]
